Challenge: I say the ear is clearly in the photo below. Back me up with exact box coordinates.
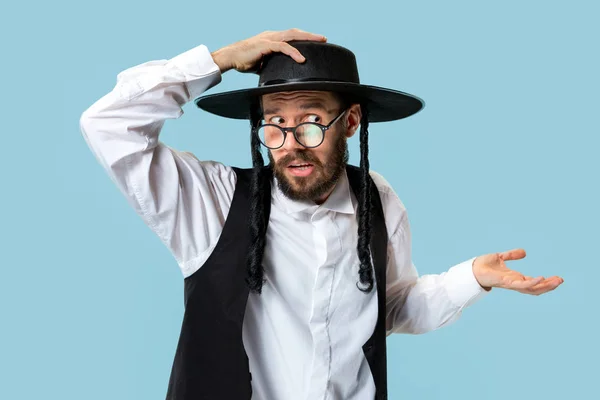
[345,103,362,138]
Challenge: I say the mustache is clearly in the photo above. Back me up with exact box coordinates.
[276,151,323,168]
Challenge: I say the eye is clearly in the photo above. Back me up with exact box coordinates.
[269,116,284,124]
[305,114,321,123]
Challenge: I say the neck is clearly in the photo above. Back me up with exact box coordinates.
[313,186,336,205]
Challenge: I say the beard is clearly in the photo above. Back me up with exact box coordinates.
[269,133,349,202]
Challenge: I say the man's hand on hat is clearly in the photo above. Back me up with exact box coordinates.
[472,248,563,295]
[211,29,327,73]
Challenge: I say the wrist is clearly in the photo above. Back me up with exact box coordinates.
[211,48,233,73]
[472,257,492,292]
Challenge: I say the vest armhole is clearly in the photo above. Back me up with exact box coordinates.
[183,166,270,282]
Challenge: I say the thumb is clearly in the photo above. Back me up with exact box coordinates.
[499,248,527,262]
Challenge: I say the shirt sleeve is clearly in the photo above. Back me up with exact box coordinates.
[80,44,237,277]
[369,172,490,335]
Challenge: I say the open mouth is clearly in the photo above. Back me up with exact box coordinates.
[288,163,313,170]
[287,162,315,177]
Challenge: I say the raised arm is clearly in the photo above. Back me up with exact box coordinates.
[80,44,238,277]
[80,30,328,277]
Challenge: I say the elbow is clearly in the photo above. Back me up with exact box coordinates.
[80,97,105,131]
[414,320,445,335]
[405,312,461,335]
[388,309,454,335]
[79,106,96,140]
[79,102,110,149]
[79,92,112,139]
[392,322,442,336]
[401,321,439,335]
[79,110,90,136]
[79,105,108,163]
[79,108,100,156]
[388,314,433,335]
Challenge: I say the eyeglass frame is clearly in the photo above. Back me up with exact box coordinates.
[254,108,349,150]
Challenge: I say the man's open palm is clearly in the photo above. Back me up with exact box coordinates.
[473,249,563,295]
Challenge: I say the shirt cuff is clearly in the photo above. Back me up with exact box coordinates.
[444,257,490,308]
[167,44,222,98]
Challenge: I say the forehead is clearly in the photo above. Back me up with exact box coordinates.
[261,91,340,114]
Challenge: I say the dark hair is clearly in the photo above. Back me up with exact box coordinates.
[246,105,268,293]
[356,108,373,292]
[246,97,374,294]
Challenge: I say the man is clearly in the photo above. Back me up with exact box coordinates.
[80,29,563,400]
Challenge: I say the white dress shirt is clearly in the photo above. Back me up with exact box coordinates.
[80,44,489,400]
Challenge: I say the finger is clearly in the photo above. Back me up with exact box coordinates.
[499,248,527,262]
[268,41,305,63]
[520,277,563,295]
[505,275,544,290]
[522,276,562,293]
[545,275,564,283]
[280,28,327,42]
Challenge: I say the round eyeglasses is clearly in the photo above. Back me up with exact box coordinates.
[255,109,348,149]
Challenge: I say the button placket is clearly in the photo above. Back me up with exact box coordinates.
[306,211,340,399]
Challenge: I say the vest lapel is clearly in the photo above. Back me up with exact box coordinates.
[345,165,389,400]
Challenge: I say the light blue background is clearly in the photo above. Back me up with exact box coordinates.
[1,0,597,399]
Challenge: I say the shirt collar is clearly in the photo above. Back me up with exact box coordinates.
[272,169,356,215]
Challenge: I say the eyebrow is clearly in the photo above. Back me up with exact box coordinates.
[262,102,334,116]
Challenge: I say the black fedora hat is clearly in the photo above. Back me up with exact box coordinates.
[195,41,425,123]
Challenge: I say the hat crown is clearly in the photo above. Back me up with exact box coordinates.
[257,41,360,87]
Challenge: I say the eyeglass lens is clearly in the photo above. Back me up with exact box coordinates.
[258,123,324,149]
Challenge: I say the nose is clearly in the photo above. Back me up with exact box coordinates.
[280,127,304,152]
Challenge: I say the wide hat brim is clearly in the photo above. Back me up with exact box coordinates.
[194,81,425,123]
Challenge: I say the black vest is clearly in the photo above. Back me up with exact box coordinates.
[166,165,389,399]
